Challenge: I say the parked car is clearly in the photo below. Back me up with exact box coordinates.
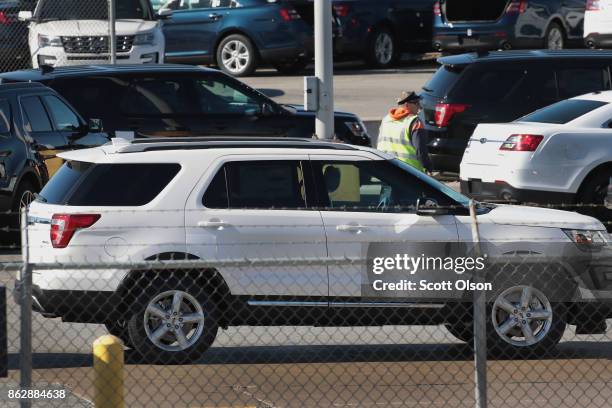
[0,64,371,145]
[0,0,36,72]
[17,0,168,68]
[0,82,107,242]
[584,0,612,48]
[20,137,610,363]
[419,50,612,172]
[433,0,586,52]
[460,91,612,230]
[160,0,315,76]
[332,0,435,68]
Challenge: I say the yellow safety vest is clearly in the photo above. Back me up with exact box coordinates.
[377,114,425,172]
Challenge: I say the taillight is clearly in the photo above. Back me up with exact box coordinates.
[279,8,300,21]
[587,0,601,10]
[50,214,100,248]
[506,0,528,14]
[499,134,543,151]
[333,4,350,17]
[0,11,12,25]
[433,1,441,16]
[434,103,470,128]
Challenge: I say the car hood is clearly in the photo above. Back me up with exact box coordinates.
[484,204,605,231]
[282,104,358,119]
[34,19,158,36]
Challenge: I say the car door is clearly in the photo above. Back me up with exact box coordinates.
[163,0,230,60]
[185,155,329,297]
[310,154,460,299]
[19,94,68,178]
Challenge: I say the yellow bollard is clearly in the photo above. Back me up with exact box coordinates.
[93,334,125,408]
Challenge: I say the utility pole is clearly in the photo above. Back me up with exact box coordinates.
[108,0,116,64]
[314,0,334,140]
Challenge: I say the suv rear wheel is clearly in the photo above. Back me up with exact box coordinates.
[366,28,397,68]
[127,279,219,364]
[577,167,612,232]
[216,34,258,77]
[545,23,565,50]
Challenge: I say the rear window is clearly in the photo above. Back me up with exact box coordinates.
[39,161,181,206]
[518,99,608,124]
[422,65,464,97]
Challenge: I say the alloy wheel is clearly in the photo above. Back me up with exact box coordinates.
[491,285,553,347]
[221,40,250,74]
[374,32,394,66]
[143,290,205,352]
[547,28,564,50]
[19,190,35,211]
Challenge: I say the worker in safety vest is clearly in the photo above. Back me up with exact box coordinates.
[377,91,432,173]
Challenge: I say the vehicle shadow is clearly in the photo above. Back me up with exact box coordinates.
[9,340,611,369]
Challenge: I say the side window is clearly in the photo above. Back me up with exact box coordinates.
[197,79,263,115]
[43,95,81,132]
[21,96,52,133]
[204,161,307,209]
[556,68,609,99]
[312,160,452,213]
[0,99,12,135]
[202,166,229,208]
[451,68,526,103]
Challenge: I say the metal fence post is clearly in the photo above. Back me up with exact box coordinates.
[469,200,487,408]
[19,207,32,408]
[108,0,117,64]
[314,0,334,140]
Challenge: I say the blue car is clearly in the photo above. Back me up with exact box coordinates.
[160,0,314,76]
[433,0,586,52]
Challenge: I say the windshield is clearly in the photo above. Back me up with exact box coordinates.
[37,0,153,21]
[391,159,471,208]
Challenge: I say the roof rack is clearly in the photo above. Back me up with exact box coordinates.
[115,137,359,153]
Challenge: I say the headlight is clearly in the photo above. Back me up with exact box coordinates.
[38,34,62,48]
[345,120,368,138]
[563,229,608,247]
[134,32,156,45]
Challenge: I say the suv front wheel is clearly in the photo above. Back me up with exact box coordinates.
[127,280,219,364]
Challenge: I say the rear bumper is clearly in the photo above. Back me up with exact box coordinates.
[585,33,612,48]
[460,179,576,204]
[433,27,540,51]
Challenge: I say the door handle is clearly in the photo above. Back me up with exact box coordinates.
[198,220,229,229]
[208,13,223,20]
[336,224,367,233]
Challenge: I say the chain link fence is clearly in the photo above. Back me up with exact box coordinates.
[0,200,608,407]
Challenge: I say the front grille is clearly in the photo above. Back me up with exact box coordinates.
[61,35,134,54]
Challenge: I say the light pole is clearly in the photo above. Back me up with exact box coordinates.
[314,0,334,140]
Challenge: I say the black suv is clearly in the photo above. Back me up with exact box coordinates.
[420,50,612,172]
[0,65,371,146]
[0,82,108,241]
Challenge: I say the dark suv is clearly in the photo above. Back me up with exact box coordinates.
[420,50,612,172]
[0,65,371,146]
[0,82,107,241]
[433,0,586,52]
[332,0,435,68]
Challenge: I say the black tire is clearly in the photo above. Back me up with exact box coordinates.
[544,22,565,50]
[577,167,612,232]
[365,27,397,68]
[104,320,132,347]
[7,181,37,246]
[216,34,258,77]
[273,58,309,75]
[127,275,219,364]
[445,321,474,344]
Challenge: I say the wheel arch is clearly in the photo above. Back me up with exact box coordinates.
[545,17,567,39]
[576,161,612,197]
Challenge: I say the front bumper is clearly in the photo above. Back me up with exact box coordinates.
[460,179,576,204]
[32,44,164,68]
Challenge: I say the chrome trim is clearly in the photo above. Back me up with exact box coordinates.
[27,216,51,225]
[247,300,445,309]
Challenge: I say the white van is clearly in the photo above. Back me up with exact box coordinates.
[585,0,612,48]
[18,0,170,68]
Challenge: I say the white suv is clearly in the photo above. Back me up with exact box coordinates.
[23,138,611,364]
[19,0,168,68]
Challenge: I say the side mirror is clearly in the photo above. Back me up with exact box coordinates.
[416,197,449,216]
[88,118,103,133]
[260,103,276,117]
[156,8,173,19]
[18,11,33,21]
